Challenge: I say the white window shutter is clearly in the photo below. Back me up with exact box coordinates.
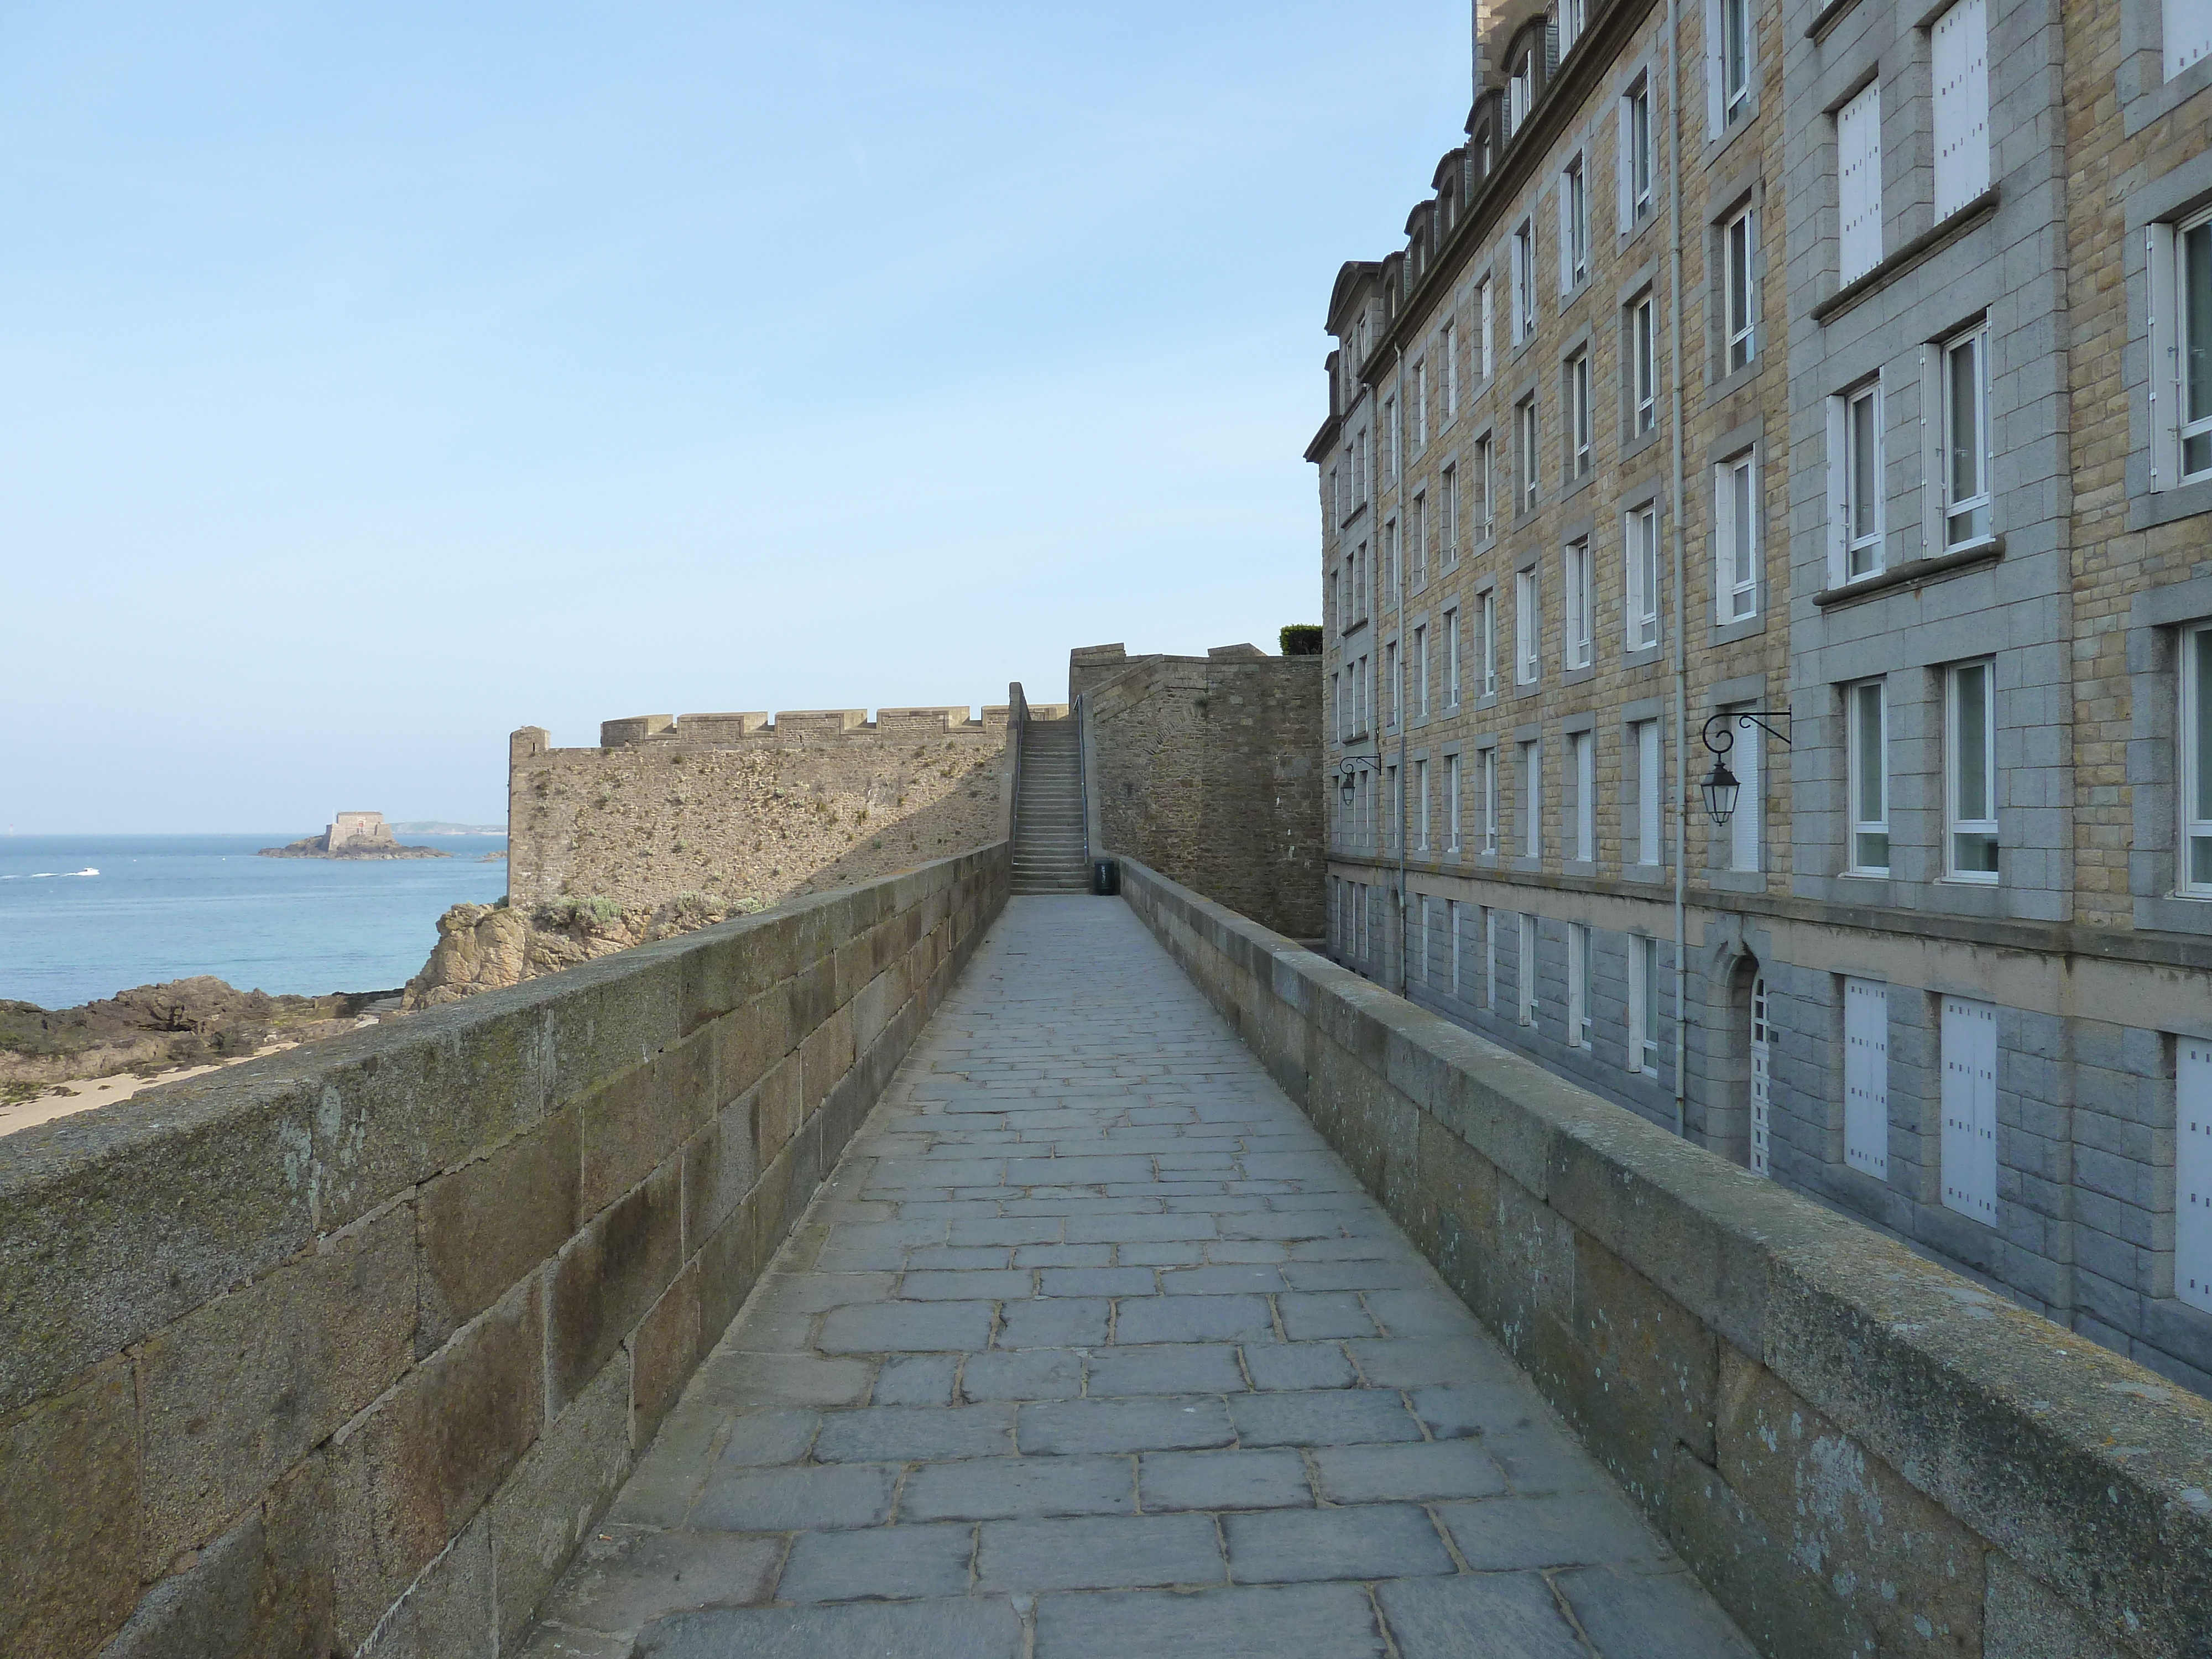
[2180,1041,2212,1313]
[1940,998,2000,1224]
[2167,0,2212,79]
[1837,82,1882,284]
[1730,718,1761,871]
[1844,978,1890,1179]
[1713,468,1734,616]
[1932,0,1990,221]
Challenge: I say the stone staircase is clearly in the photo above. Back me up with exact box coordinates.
[1011,719,1088,894]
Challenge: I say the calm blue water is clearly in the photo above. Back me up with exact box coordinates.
[0,834,509,1009]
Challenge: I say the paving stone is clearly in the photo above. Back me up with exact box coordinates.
[1115,1240,1208,1266]
[1241,1343,1357,1391]
[1361,1287,1484,1340]
[757,1272,899,1313]
[1373,1573,1588,1659]
[898,1455,1136,1521]
[775,1523,977,1603]
[996,1297,1110,1349]
[1031,1580,1387,1657]
[813,1222,948,1270]
[1404,1384,1535,1440]
[1138,1448,1312,1511]
[1556,1566,1761,1657]
[695,1352,874,1410]
[633,1596,1023,1658]
[1203,1240,1293,1264]
[1279,1259,1431,1292]
[961,1349,1084,1401]
[817,1300,997,1353]
[1067,1212,1220,1244]
[1037,1266,1157,1297]
[1160,1265,1288,1295]
[1222,1504,1455,1583]
[1006,1156,1159,1186]
[1311,1441,1508,1503]
[717,1408,818,1467]
[948,1217,1065,1247]
[975,1512,1224,1591]
[1439,1491,1672,1570]
[1276,1291,1382,1340]
[1343,1337,1522,1389]
[904,1246,1014,1270]
[1015,1244,1115,1267]
[691,1463,898,1531]
[1482,1419,1618,1495]
[872,1354,960,1406]
[1019,1396,1238,1454]
[1084,1343,1248,1396]
[1113,1293,1276,1345]
[1228,1390,1423,1447]
[538,1527,784,1635]
[812,1403,1017,1462]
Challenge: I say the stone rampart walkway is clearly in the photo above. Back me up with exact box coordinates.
[521,896,1756,1658]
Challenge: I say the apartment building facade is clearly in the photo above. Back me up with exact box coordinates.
[1312,0,2212,1392]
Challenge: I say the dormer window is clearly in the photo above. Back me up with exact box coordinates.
[1509,49,1533,134]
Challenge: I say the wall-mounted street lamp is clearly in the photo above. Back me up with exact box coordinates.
[1335,752,1380,806]
[1698,711,1792,826]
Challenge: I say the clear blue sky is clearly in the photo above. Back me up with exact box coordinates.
[2,2,1470,832]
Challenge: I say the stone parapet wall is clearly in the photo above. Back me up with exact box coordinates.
[1077,644,1326,941]
[1116,854,2212,1659]
[0,845,1008,1658]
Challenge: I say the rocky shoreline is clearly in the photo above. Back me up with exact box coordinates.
[257,836,450,859]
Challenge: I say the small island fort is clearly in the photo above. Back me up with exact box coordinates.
[258,809,448,860]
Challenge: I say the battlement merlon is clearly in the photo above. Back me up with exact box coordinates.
[582,707,1018,750]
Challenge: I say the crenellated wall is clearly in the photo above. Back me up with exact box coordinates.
[0,846,1008,1658]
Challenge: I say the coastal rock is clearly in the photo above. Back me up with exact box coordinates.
[401,892,763,1009]
[258,810,450,860]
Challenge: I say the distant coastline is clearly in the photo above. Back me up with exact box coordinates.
[259,836,449,860]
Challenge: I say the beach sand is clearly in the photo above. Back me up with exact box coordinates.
[0,1034,346,1137]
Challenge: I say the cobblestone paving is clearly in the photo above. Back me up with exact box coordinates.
[521,896,1756,1658]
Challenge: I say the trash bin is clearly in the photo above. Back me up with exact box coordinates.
[1091,858,1120,896]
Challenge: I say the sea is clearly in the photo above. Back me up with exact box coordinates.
[0,834,510,1010]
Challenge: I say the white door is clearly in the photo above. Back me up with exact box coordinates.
[1940,997,2000,1224]
[1843,978,1890,1180]
[2180,1041,2212,1314]
[1750,974,1771,1176]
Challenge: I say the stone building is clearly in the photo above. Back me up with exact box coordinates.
[1313,0,2212,1391]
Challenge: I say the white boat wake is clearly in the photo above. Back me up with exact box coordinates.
[2,869,99,880]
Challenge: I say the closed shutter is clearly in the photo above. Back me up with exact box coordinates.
[2166,0,2212,80]
[1932,0,1990,220]
[2180,1041,2212,1313]
[1844,978,1890,1179]
[1940,998,2000,1225]
[1837,82,1882,284]
[1730,716,1761,872]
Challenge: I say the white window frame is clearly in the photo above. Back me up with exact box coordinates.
[1480,591,1499,697]
[1561,154,1589,293]
[1417,758,1431,851]
[1564,539,1594,669]
[1715,450,1759,621]
[1628,935,1660,1073]
[1723,205,1757,373]
[1836,80,1883,285]
[1447,752,1463,849]
[1947,658,2000,881]
[1561,0,1589,54]
[1439,463,1458,566]
[1444,607,1462,706]
[1412,359,1429,452]
[1386,639,1400,733]
[1566,349,1593,479]
[2184,620,2212,894]
[1410,493,1427,588]
[1942,322,1992,548]
[1847,679,1891,876]
[1522,738,1542,858]
[1442,320,1459,420]
[1635,718,1662,867]
[1931,0,1991,221]
[2175,211,2212,483]
[1517,912,1539,1025]
[1626,502,1660,649]
[1620,73,1654,231]
[1831,378,1885,583]
[1481,745,1500,853]
[1449,898,1463,992]
[1383,395,1399,483]
[1513,219,1537,340]
[1630,292,1657,435]
[1475,279,1494,379]
[1573,729,1596,861]
[1473,435,1495,540]
[1414,623,1430,718]
[1515,568,1541,685]
[1518,395,1540,514]
[1483,905,1499,1009]
[1566,922,1594,1048]
[1717,0,1753,129]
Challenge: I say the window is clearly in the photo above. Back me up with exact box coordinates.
[1561,155,1589,291]
[1629,292,1657,435]
[1715,451,1759,620]
[1509,49,1533,137]
[2184,622,2212,892]
[1447,753,1463,849]
[1410,493,1428,588]
[1561,0,1588,53]
[1931,0,1990,221]
[1517,913,1538,1024]
[1412,360,1429,452]
[1383,396,1399,483]
[1515,568,1541,684]
[1621,74,1654,229]
[1565,351,1593,479]
[1628,935,1660,1073]
[1483,906,1499,1008]
[1513,220,1537,340]
[1837,82,1882,285]
[1942,324,1991,547]
[1386,640,1400,732]
[1417,758,1431,850]
[1517,395,1540,513]
[1415,624,1430,718]
[2168,0,2212,77]
[1634,718,1662,865]
[1328,464,1342,526]
[2179,1041,2212,1312]
[1386,763,1400,851]
[1947,659,1999,879]
[1572,730,1595,860]
[1844,977,1891,1180]
[1442,321,1458,419]
[1439,464,1458,566]
[1448,899,1464,993]
[1848,679,1890,875]
[1473,436,1495,539]
[1480,591,1499,697]
[1522,739,1542,857]
[1564,539,1594,669]
[1444,607,1462,705]
[1939,996,2000,1224]
[1481,745,1500,852]
[1723,206,1757,372]
[1566,924,1593,1047]
[1728,710,1761,872]
[1835,379,1884,580]
[1384,518,1400,599]
[1474,280,1493,379]
[2176,212,2212,482]
[1626,503,1660,649]
[1719,0,1752,126]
